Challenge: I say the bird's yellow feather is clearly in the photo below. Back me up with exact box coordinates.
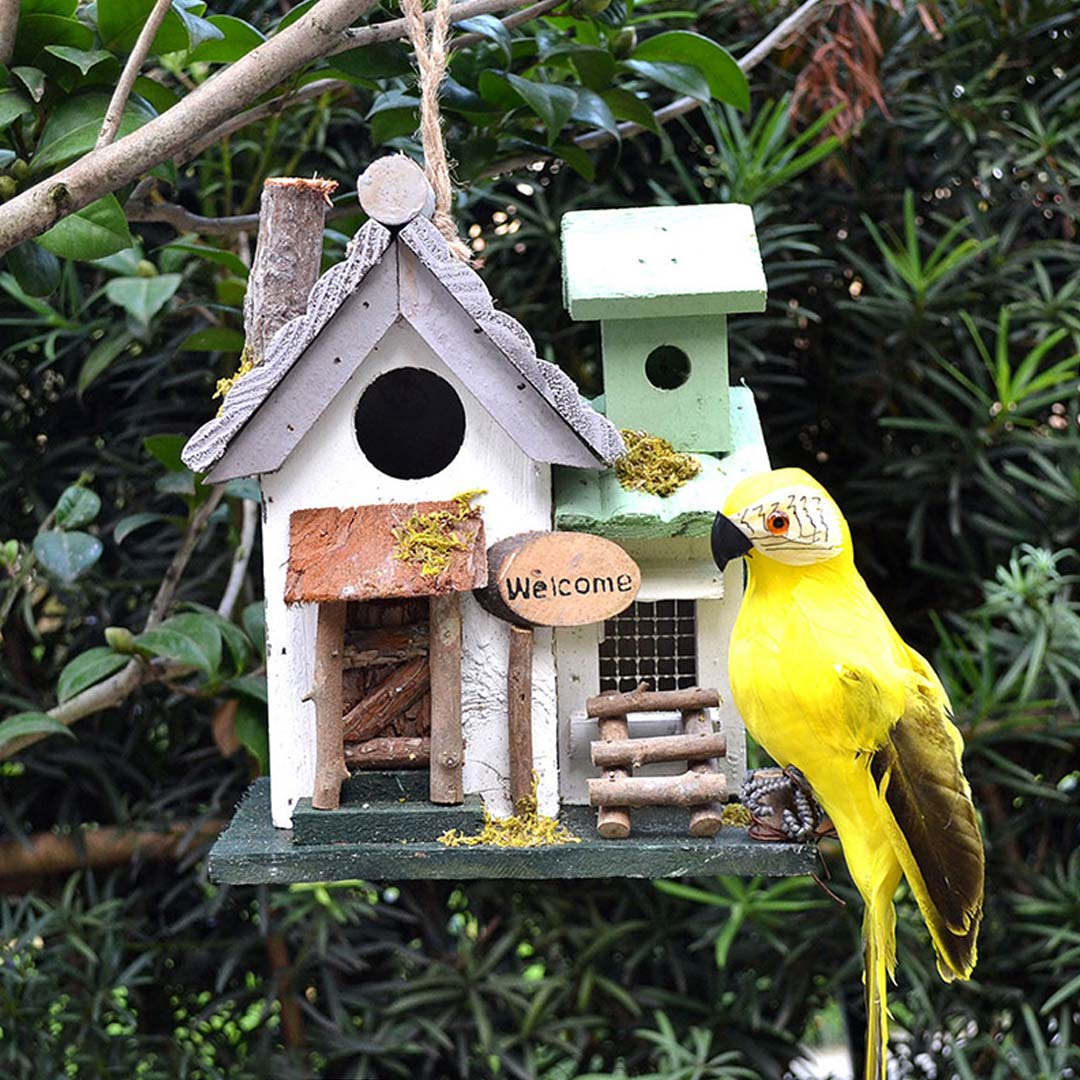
[721,467,985,1080]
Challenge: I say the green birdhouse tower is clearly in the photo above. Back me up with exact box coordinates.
[561,204,767,453]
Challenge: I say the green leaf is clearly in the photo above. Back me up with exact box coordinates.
[132,75,179,114]
[13,14,93,70]
[180,327,245,352]
[621,58,710,102]
[234,699,268,773]
[455,15,512,63]
[331,41,413,80]
[54,485,101,528]
[5,242,61,297]
[370,108,419,147]
[143,434,188,471]
[569,48,617,91]
[571,87,620,140]
[12,67,47,103]
[162,241,248,277]
[242,602,266,658]
[0,712,74,749]
[506,74,578,143]
[114,511,166,543]
[22,0,78,15]
[37,195,133,261]
[0,87,32,128]
[135,614,221,675]
[33,92,156,173]
[78,331,133,395]
[188,15,265,63]
[631,32,748,109]
[57,647,129,703]
[33,530,103,582]
[97,0,222,54]
[554,142,597,181]
[105,273,182,325]
[228,674,268,704]
[602,87,660,134]
[45,45,115,76]
[274,0,318,33]
[181,603,252,673]
[440,77,501,117]
[224,478,261,502]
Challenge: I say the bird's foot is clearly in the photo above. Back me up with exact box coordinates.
[741,767,837,843]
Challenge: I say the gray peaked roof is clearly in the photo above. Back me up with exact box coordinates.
[181,214,625,482]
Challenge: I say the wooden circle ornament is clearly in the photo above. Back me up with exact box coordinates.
[475,532,641,628]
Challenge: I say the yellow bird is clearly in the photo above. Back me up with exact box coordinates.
[711,467,984,1080]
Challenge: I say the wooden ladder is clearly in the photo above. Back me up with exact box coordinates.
[586,685,727,839]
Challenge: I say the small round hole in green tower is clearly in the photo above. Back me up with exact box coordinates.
[645,345,691,391]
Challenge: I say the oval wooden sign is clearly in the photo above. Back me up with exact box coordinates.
[486,532,641,627]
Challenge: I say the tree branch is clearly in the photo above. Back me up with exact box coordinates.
[0,0,381,255]
[217,498,259,621]
[0,0,18,66]
[132,0,829,236]
[0,820,223,880]
[0,486,226,760]
[97,0,173,149]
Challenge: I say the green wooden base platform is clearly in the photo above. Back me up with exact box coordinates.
[208,779,816,884]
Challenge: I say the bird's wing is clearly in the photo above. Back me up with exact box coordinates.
[836,664,985,981]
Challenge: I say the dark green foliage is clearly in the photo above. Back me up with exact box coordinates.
[2,1,1079,1077]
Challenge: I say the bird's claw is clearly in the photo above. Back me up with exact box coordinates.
[740,767,836,843]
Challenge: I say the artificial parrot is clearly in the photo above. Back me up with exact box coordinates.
[711,467,985,1080]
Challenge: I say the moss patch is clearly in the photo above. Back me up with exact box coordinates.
[438,776,581,849]
[721,803,752,827]
[213,345,254,415]
[392,490,485,577]
[615,429,701,497]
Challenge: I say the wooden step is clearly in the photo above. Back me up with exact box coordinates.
[293,794,484,846]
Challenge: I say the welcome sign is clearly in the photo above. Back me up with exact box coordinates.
[481,532,641,627]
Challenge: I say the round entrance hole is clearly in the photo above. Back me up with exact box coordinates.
[645,345,691,390]
[355,368,465,479]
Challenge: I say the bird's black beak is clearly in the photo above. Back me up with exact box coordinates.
[711,513,753,569]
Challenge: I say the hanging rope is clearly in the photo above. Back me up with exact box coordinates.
[401,0,472,262]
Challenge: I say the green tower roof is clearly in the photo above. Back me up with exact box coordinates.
[562,204,768,321]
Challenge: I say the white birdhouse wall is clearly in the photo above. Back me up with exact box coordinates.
[259,320,556,827]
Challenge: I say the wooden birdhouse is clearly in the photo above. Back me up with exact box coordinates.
[187,158,810,883]
[553,201,771,817]
[561,205,767,452]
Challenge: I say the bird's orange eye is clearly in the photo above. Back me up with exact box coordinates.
[766,511,790,536]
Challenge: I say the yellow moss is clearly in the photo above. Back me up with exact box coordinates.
[392,490,485,577]
[615,429,701,497]
[438,775,581,849]
[721,803,752,828]
[213,345,254,415]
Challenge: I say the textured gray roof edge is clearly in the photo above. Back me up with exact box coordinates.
[181,216,624,476]
[181,220,393,475]
[399,217,624,465]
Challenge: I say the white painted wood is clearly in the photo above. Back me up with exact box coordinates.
[554,621,600,801]
[357,155,434,225]
[634,562,724,601]
[696,567,747,796]
[262,320,556,826]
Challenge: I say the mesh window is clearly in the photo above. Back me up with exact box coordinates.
[598,600,698,694]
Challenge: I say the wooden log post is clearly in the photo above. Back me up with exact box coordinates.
[345,736,430,769]
[587,771,727,808]
[311,602,348,810]
[245,177,337,364]
[586,686,721,718]
[429,594,464,803]
[591,730,727,769]
[685,708,725,837]
[592,693,632,838]
[507,625,534,808]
